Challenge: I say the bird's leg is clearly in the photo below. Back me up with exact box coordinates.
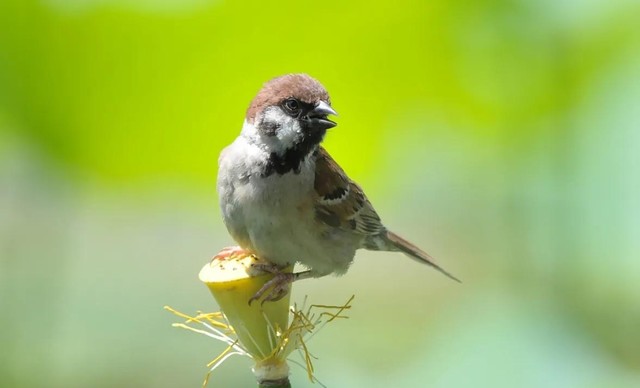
[250,261,290,275]
[248,270,313,305]
[212,246,251,261]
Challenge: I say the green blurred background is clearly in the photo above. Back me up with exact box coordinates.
[1,0,639,387]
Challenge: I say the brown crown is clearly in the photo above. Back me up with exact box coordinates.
[246,74,330,123]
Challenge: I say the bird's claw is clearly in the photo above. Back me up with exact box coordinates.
[248,272,295,305]
[250,261,289,275]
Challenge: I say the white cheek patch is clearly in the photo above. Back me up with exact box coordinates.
[241,107,304,155]
[276,118,301,144]
[261,107,302,153]
[260,106,280,125]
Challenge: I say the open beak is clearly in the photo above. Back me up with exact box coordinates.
[307,100,338,131]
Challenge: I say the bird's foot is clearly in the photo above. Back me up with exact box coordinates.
[248,270,312,305]
[250,261,289,275]
[212,246,251,261]
[248,272,295,305]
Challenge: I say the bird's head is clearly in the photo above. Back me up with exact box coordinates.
[244,74,338,155]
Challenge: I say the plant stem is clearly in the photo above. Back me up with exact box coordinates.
[258,377,291,388]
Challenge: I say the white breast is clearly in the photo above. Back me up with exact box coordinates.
[217,125,357,276]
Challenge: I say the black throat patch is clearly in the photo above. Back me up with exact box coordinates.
[261,128,325,177]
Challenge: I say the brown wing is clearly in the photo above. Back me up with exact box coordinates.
[314,147,461,281]
[313,147,385,236]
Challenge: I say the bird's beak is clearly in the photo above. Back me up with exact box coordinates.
[307,100,338,131]
[312,100,338,117]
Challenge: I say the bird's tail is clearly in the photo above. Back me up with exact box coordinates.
[382,230,461,283]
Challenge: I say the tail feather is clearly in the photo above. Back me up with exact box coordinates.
[384,230,461,283]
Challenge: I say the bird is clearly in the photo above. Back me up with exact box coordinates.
[216,74,459,304]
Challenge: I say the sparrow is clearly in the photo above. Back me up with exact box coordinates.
[217,74,459,303]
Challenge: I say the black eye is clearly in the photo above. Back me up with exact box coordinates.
[283,98,300,113]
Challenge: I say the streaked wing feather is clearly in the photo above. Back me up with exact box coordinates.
[314,147,384,236]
